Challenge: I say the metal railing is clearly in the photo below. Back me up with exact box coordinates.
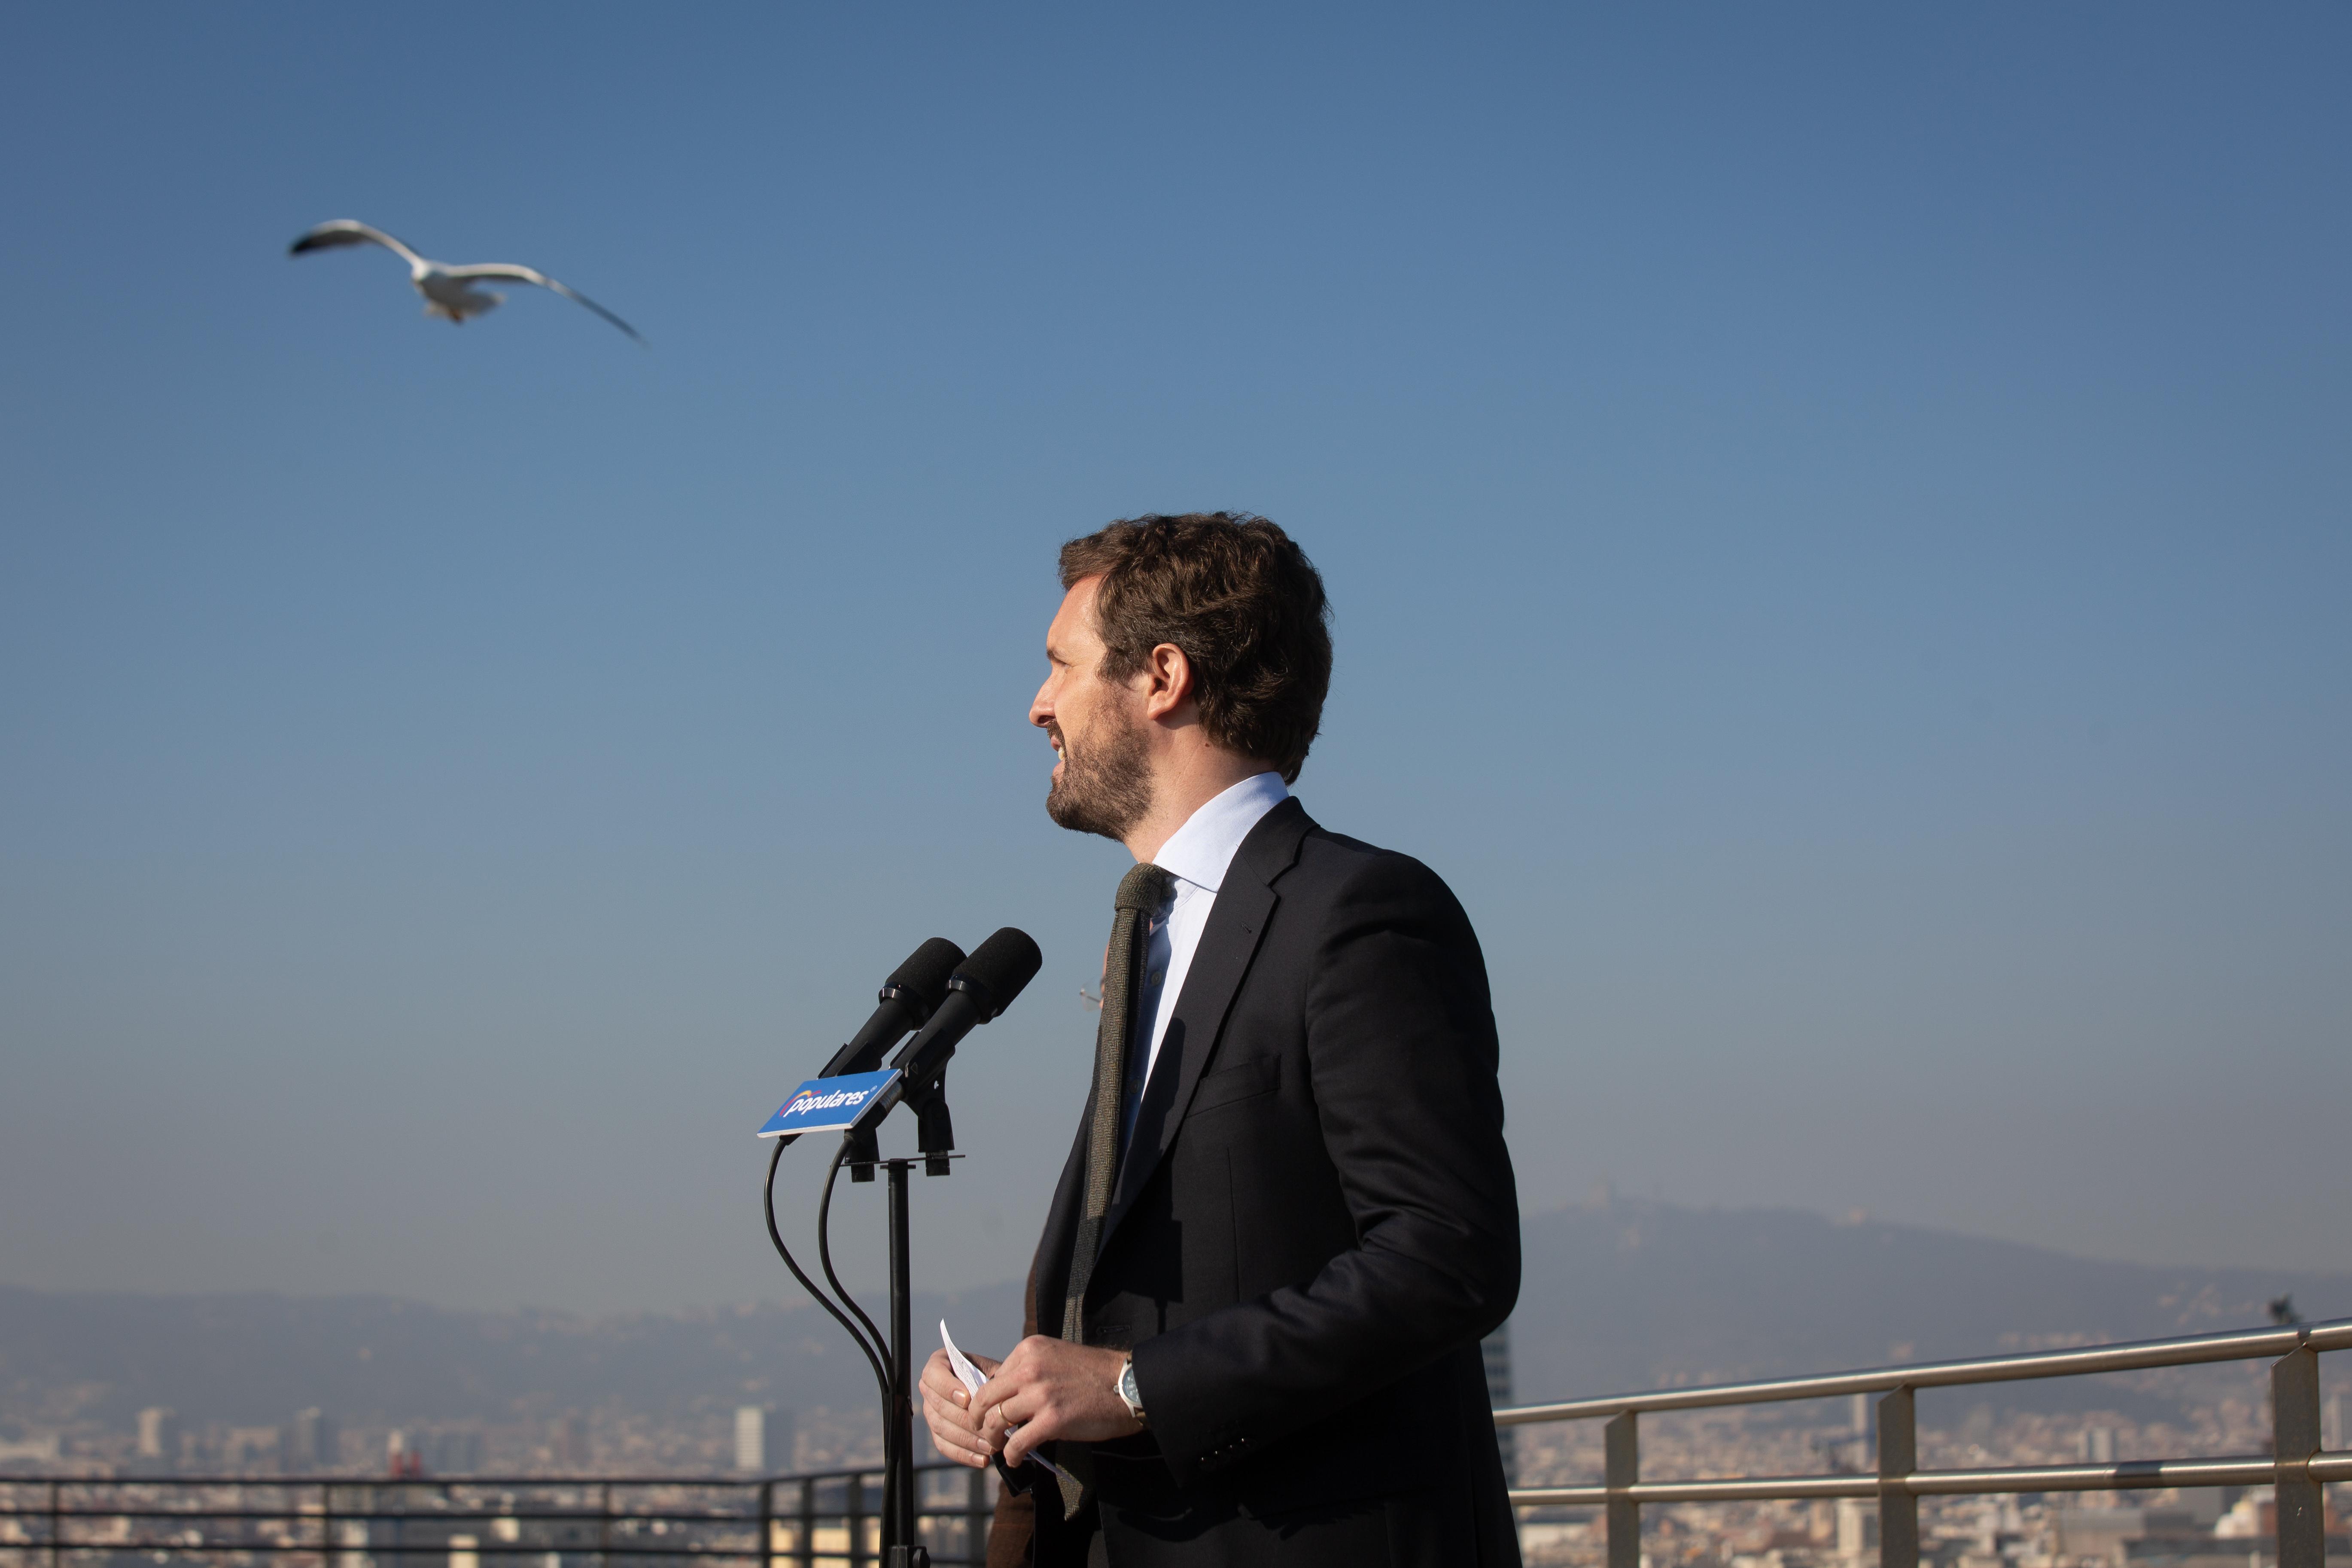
[1494,1317,2352,1568]
[0,1466,996,1568]
[9,1319,2349,1567]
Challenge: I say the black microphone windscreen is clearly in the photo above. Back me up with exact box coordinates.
[886,937,967,1011]
[954,927,1043,1020]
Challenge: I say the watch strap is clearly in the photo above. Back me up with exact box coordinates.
[1115,1355,1147,1425]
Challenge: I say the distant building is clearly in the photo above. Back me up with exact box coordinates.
[137,1407,182,1464]
[2213,1494,2273,1541]
[548,1414,589,1470]
[2054,1504,2215,1566]
[1482,1321,1512,1408]
[1481,1321,1515,1483]
[424,1430,483,1475]
[219,1425,283,1468]
[1846,1391,1874,1471]
[0,1434,62,1468]
[285,1408,338,1471]
[1836,1497,1878,1568]
[735,1407,766,1473]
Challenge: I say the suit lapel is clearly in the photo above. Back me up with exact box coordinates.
[1096,799,1310,1256]
[1030,1108,1091,1329]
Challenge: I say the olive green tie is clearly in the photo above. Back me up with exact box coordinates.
[1055,859,1172,1517]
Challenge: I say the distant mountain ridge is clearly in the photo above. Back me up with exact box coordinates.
[1507,1197,2350,1410]
[4,1198,2344,1430]
[0,1279,1026,1429]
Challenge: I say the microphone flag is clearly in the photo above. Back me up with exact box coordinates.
[757,1069,901,1139]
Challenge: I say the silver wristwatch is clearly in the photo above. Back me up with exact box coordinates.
[1115,1355,1147,1426]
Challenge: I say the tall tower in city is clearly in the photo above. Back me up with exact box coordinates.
[548,1414,589,1471]
[285,1409,338,1472]
[734,1407,766,1473]
[137,1407,182,1468]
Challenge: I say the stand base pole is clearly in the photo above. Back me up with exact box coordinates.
[886,1160,919,1556]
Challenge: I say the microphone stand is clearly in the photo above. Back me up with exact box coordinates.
[770,934,1039,1568]
[849,1069,958,1568]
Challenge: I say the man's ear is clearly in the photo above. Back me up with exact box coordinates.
[1141,642,1194,721]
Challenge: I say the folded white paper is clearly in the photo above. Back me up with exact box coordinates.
[940,1319,1073,1482]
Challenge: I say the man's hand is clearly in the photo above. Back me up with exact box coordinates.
[918,1347,1003,1469]
[970,1337,1141,1468]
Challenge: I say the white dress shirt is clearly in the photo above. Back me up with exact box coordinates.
[1120,770,1291,1146]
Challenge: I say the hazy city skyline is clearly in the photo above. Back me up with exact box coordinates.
[1,5,2346,1314]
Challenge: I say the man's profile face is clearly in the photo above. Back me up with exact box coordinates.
[1031,576,1153,841]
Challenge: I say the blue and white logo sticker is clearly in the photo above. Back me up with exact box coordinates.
[757,1069,900,1139]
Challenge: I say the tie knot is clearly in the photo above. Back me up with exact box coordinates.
[1116,862,1175,913]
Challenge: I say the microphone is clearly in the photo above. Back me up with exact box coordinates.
[819,937,968,1077]
[764,938,966,1148]
[882,927,1044,1102]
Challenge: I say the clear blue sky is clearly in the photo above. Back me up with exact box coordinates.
[2,4,2345,1315]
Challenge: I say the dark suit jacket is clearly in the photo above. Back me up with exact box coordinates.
[1017,800,1522,1567]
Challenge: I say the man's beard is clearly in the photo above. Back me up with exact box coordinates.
[1046,712,1153,841]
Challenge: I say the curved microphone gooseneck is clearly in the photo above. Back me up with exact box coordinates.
[764,1136,890,1404]
[818,1136,889,1374]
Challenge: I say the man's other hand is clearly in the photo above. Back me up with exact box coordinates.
[970,1337,1142,1468]
[918,1347,1003,1469]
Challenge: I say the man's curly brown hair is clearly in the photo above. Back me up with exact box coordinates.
[1058,513,1333,783]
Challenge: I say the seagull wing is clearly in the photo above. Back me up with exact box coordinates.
[442,263,644,343]
[289,220,427,267]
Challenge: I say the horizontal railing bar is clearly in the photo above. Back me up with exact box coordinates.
[3,1508,781,1524]
[0,1542,959,1561]
[0,1514,964,1523]
[1507,1486,1610,1506]
[1507,1450,2352,1509]
[1496,1318,2349,1424]
[0,1550,769,1559]
[1908,1458,2282,1495]
[1510,1476,1867,1506]
[0,1507,983,1530]
[1622,1474,1869,1502]
[3,1528,984,1559]
[0,1470,960,1491]
[0,1523,974,1542]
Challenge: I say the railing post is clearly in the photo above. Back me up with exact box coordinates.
[846,1473,868,1568]
[2273,1344,2323,1568]
[49,1478,61,1568]
[1605,1411,1639,1568]
[1877,1387,1918,1568]
[321,1484,333,1568]
[755,1480,772,1568]
[965,1468,988,1568]
[796,1480,815,1568]
[598,1482,612,1568]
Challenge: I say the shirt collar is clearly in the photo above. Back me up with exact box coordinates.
[1148,771,1290,895]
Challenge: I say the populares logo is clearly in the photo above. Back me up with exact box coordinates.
[788,1086,874,1116]
[757,1068,901,1139]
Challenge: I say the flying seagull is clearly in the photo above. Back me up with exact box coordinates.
[289,219,642,342]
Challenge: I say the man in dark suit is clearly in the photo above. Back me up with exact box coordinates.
[921,514,1521,1567]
